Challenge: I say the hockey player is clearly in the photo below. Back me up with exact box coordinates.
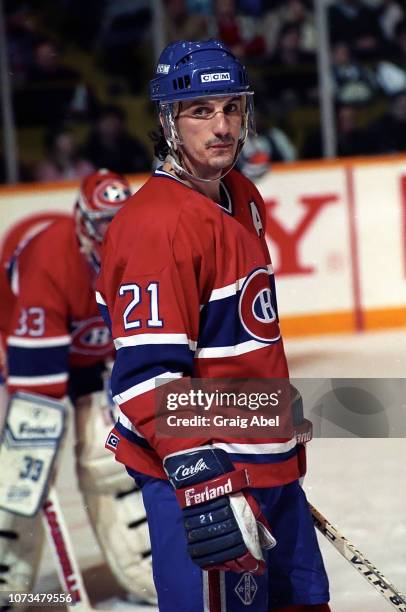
[97,42,331,611]
[0,169,156,606]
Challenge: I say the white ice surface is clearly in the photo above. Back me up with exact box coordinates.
[30,329,406,611]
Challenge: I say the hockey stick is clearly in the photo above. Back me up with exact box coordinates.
[41,486,95,611]
[310,503,406,611]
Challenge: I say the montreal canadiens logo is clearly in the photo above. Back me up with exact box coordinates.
[71,317,112,356]
[94,179,130,210]
[238,268,280,342]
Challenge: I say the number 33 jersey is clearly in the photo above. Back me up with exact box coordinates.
[97,169,303,488]
[5,218,113,398]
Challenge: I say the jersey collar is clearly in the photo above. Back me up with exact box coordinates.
[154,167,234,216]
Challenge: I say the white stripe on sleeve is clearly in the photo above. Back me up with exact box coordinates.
[114,333,197,351]
[95,291,107,306]
[113,371,183,405]
[7,335,71,348]
[195,339,278,359]
[8,373,69,386]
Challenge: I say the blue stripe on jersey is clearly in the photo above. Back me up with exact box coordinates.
[227,446,298,465]
[8,345,68,377]
[112,343,194,396]
[97,302,112,332]
[115,420,153,450]
[198,293,254,348]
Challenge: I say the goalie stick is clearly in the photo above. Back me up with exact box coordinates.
[41,486,94,611]
[310,503,406,611]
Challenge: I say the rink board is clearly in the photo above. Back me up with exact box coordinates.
[2,155,406,337]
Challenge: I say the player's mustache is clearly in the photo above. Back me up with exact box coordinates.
[205,136,235,148]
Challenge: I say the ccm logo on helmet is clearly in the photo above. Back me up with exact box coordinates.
[157,63,170,74]
[238,267,281,343]
[200,72,231,83]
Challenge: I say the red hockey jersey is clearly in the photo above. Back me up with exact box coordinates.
[5,217,112,398]
[97,168,303,487]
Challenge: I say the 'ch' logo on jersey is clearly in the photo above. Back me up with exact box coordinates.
[70,317,112,356]
[238,268,280,342]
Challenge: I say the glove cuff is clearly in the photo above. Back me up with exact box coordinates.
[176,468,250,508]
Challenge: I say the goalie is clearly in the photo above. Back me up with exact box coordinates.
[0,169,156,606]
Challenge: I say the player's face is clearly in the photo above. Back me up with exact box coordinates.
[175,95,243,179]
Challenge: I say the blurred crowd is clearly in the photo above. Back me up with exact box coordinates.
[2,0,406,183]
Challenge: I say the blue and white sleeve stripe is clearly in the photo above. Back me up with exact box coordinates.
[7,335,70,386]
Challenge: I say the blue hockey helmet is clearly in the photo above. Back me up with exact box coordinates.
[150,39,251,103]
[150,40,255,182]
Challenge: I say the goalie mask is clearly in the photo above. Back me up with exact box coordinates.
[149,39,255,182]
[75,169,132,272]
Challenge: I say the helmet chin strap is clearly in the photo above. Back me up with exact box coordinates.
[165,129,247,184]
[165,152,238,184]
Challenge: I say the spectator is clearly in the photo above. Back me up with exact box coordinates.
[165,0,212,43]
[383,17,406,61]
[215,0,266,58]
[375,59,406,96]
[376,0,405,49]
[237,101,297,180]
[14,39,98,125]
[368,90,406,152]
[28,39,80,83]
[99,0,152,50]
[302,104,374,159]
[329,0,384,59]
[5,6,40,86]
[264,0,316,56]
[266,23,317,107]
[331,41,377,104]
[83,105,151,174]
[33,126,95,182]
[97,0,152,90]
[56,0,104,50]
[237,130,297,180]
[375,18,406,95]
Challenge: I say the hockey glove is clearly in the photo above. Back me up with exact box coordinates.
[164,448,276,575]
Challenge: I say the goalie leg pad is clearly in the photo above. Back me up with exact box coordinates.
[0,392,66,517]
[75,391,134,494]
[74,392,156,603]
[83,487,157,604]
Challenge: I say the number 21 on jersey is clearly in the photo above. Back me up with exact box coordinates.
[119,282,163,330]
